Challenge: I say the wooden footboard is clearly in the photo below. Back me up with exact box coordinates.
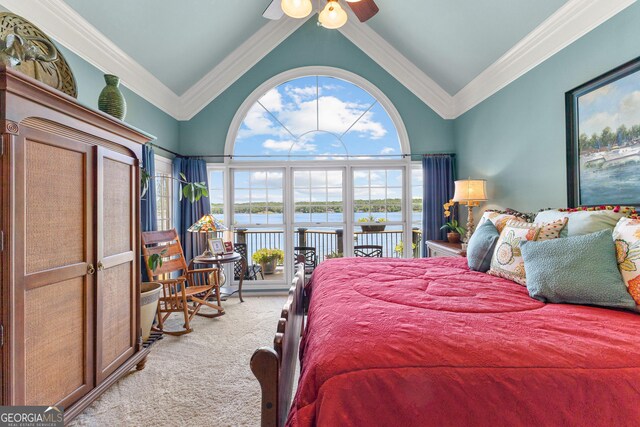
[251,265,305,427]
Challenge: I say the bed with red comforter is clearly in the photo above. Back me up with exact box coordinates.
[287,257,640,426]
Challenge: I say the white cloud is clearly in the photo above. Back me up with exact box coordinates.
[238,87,390,143]
[259,88,283,112]
[285,85,317,104]
[580,90,640,136]
[580,85,613,106]
[380,147,395,155]
[263,138,317,153]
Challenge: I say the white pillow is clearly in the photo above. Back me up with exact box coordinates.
[534,209,623,236]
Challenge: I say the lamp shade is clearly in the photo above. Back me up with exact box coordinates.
[452,179,488,204]
[187,214,227,233]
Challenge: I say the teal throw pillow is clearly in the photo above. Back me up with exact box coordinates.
[520,229,636,311]
[467,220,499,272]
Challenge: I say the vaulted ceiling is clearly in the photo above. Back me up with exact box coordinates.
[0,0,634,120]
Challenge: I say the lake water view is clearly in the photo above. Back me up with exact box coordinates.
[580,161,640,205]
[221,211,419,226]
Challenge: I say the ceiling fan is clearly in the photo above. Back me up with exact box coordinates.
[263,0,379,29]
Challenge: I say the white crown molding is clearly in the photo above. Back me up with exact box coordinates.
[453,0,637,117]
[0,0,183,117]
[0,0,635,122]
[177,16,310,120]
[338,13,455,119]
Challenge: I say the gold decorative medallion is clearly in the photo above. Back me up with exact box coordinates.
[0,13,77,97]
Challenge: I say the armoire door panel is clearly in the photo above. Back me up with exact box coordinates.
[24,277,89,407]
[102,156,133,257]
[24,139,85,274]
[14,129,95,407]
[95,148,137,384]
[98,262,135,373]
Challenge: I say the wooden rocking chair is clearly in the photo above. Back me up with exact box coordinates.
[142,229,224,336]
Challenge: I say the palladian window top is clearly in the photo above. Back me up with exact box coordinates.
[233,75,402,161]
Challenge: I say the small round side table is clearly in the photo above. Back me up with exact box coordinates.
[192,252,246,302]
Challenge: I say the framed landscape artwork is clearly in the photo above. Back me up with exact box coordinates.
[566,56,640,207]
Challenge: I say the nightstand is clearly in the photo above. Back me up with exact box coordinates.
[426,240,467,258]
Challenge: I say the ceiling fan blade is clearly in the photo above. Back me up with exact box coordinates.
[263,0,284,20]
[346,0,379,22]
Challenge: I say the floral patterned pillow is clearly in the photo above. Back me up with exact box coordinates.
[613,217,640,304]
[478,211,517,234]
[488,218,568,285]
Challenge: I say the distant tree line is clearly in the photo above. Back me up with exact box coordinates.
[579,124,640,153]
[211,198,423,214]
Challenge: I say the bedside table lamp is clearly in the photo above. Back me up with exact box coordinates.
[187,214,227,257]
[452,179,488,243]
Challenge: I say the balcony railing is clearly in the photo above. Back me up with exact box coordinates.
[228,227,422,264]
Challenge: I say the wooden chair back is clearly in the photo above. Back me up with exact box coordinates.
[141,229,189,280]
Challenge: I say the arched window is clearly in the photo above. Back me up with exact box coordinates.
[232,74,404,160]
[211,68,422,290]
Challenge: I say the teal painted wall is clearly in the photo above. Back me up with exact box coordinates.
[454,3,640,213]
[179,19,454,159]
[56,44,180,154]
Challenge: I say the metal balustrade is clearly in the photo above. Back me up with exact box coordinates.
[227,227,422,265]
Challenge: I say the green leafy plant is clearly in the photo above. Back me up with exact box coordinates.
[141,169,209,204]
[325,251,343,259]
[147,248,168,273]
[252,248,285,265]
[440,219,466,235]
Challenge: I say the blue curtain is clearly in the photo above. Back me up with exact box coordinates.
[422,155,456,249]
[173,157,211,262]
[140,145,157,282]
[141,145,157,233]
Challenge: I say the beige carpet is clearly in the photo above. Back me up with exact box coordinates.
[71,296,287,427]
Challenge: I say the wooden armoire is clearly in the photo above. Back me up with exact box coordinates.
[0,67,153,421]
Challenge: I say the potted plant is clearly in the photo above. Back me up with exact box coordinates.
[252,248,284,275]
[140,282,163,342]
[441,199,466,243]
[358,215,387,232]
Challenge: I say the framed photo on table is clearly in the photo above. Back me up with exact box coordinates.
[223,241,234,254]
[566,55,640,206]
[208,238,225,256]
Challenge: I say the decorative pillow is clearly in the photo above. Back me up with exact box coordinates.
[521,230,637,311]
[535,209,623,237]
[478,211,517,234]
[613,217,640,304]
[488,218,567,285]
[466,220,500,272]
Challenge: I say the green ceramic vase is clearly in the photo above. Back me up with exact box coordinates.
[98,74,127,120]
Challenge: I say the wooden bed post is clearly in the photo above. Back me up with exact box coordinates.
[251,265,305,427]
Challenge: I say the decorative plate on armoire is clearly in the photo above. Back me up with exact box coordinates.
[0,12,78,98]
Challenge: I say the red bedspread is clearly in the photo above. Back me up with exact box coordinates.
[287,257,640,427]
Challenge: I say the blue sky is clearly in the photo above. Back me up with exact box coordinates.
[234,76,402,160]
[579,70,640,137]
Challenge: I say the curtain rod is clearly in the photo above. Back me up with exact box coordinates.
[148,144,455,159]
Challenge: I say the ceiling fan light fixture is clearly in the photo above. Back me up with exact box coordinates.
[318,0,348,29]
[281,0,313,19]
